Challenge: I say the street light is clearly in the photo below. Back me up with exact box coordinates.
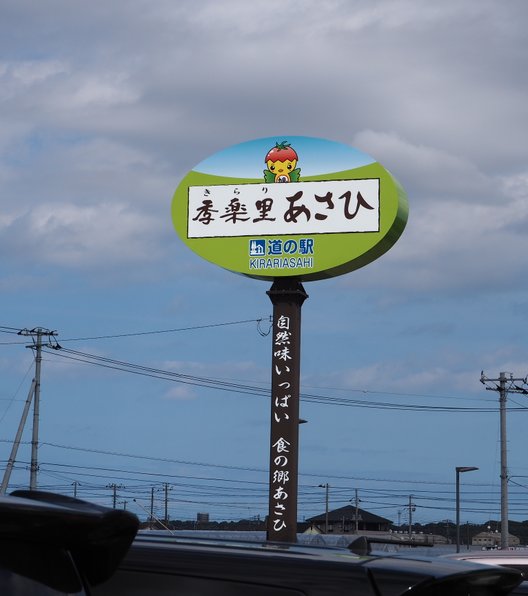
[318,483,329,533]
[456,466,478,553]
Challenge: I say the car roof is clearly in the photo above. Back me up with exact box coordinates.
[135,531,367,562]
[129,531,524,583]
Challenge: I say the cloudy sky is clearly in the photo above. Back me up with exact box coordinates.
[1,0,528,527]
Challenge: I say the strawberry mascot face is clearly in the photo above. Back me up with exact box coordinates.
[264,141,301,183]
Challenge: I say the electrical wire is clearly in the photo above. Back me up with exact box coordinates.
[0,359,34,425]
[42,346,527,413]
[9,456,528,522]
[58,317,270,342]
[0,318,269,346]
[1,440,491,487]
[3,321,521,409]
[0,326,22,334]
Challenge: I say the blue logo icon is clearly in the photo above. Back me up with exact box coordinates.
[249,239,265,256]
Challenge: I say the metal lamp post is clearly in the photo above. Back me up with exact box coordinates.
[456,466,478,553]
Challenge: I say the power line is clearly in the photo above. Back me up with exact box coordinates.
[7,463,525,522]
[0,360,34,426]
[0,318,270,344]
[60,317,271,342]
[0,440,480,486]
[9,455,528,523]
[41,346,528,413]
[0,318,271,348]
[0,326,22,334]
[3,322,520,410]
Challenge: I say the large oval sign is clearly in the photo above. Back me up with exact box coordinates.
[171,136,408,281]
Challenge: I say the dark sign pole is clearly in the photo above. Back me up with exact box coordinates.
[266,278,308,542]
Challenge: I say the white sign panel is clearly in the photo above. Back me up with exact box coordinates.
[188,179,380,238]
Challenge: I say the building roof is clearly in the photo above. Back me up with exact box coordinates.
[306,505,392,525]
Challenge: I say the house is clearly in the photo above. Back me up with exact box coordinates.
[306,505,392,534]
[471,531,520,548]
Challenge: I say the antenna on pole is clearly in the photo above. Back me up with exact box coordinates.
[480,371,528,549]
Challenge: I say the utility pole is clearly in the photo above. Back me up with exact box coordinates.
[481,372,528,549]
[150,486,155,529]
[0,327,59,492]
[29,329,43,490]
[318,483,329,533]
[407,495,415,540]
[354,489,360,533]
[163,483,172,525]
[72,481,80,498]
[107,483,124,508]
[23,328,59,490]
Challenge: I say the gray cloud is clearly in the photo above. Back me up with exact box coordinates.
[1,0,527,291]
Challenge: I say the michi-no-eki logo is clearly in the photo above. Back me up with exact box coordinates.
[249,238,314,270]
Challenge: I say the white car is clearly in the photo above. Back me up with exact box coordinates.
[442,549,528,594]
[442,549,528,577]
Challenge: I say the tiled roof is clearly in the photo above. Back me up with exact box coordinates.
[306,505,392,524]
